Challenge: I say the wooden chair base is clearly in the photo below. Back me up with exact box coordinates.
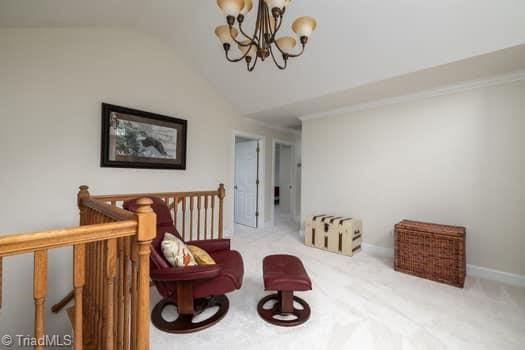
[151,295,229,333]
[257,292,310,327]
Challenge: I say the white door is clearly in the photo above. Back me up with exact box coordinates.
[278,145,292,215]
[235,140,259,227]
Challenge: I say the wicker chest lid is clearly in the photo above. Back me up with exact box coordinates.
[396,220,465,237]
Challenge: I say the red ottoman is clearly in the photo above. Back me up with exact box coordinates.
[257,254,312,326]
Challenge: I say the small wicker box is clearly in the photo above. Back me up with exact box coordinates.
[394,220,466,288]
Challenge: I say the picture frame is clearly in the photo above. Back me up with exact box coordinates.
[101,103,187,170]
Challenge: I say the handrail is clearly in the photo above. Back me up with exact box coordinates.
[0,221,137,257]
[80,197,136,221]
[92,189,221,202]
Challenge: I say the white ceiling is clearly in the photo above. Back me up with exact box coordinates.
[2,0,525,129]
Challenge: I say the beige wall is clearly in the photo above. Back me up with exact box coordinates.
[0,27,297,335]
[302,81,525,276]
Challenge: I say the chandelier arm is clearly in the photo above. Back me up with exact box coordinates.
[270,14,284,40]
[247,52,259,72]
[269,45,287,70]
[237,21,257,43]
[286,44,305,58]
[273,39,306,58]
[225,44,253,63]
[229,25,254,47]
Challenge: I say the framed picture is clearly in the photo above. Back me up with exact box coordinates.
[101,103,187,169]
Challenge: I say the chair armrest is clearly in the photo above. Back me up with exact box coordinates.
[150,265,222,282]
[186,239,230,253]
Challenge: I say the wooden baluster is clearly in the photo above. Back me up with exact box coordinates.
[97,242,103,347]
[73,244,85,350]
[173,197,178,232]
[34,250,48,350]
[118,238,125,349]
[113,246,118,350]
[218,184,225,239]
[90,242,97,344]
[123,237,131,350]
[182,197,187,240]
[104,239,117,350]
[189,196,194,241]
[113,240,119,350]
[93,242,98,346]
[134,198,155,350]
[204,196,209,240]
[86,243,93,344]
[93,242,98,345]
[130,239,138,350]
[84,207,89,226]
[211,195,215,239]
[197,196,201,240]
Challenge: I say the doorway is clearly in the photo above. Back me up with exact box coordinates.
[234,134,263,228]
[272,140,297,226]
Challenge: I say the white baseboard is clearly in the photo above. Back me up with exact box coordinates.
[466,265,525,288]
[362,243,395,258]
[362,243,525,288]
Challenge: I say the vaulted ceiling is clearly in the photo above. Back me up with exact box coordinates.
[2,0,525,129]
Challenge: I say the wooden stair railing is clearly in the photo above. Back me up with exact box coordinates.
[0,186,156,350]
[53,183,228,314]
[91,183,226,241]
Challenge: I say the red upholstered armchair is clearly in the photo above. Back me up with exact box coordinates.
[124,197,244,333]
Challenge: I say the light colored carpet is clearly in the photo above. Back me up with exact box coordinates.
[150,217,525,350]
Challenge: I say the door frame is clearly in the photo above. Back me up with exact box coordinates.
[232,130,266,229]
[271,139,297,226]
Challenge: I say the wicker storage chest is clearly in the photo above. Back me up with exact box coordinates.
[394,220,466,288]
[305,215,362,256]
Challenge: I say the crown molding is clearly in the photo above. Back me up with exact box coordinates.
[243,117,301,136]
[299,70,525,122]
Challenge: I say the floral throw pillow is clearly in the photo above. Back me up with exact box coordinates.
[161,232,197,267]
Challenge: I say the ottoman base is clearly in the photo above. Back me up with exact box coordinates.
[257,291,311,327]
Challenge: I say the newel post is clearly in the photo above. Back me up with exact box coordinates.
[218,184,225,239]
[77,185,90,226]
[134,198,156,350]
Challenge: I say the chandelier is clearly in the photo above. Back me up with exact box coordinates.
[214,0,317,71]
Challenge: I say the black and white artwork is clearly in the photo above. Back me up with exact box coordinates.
[101,103,187,169]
